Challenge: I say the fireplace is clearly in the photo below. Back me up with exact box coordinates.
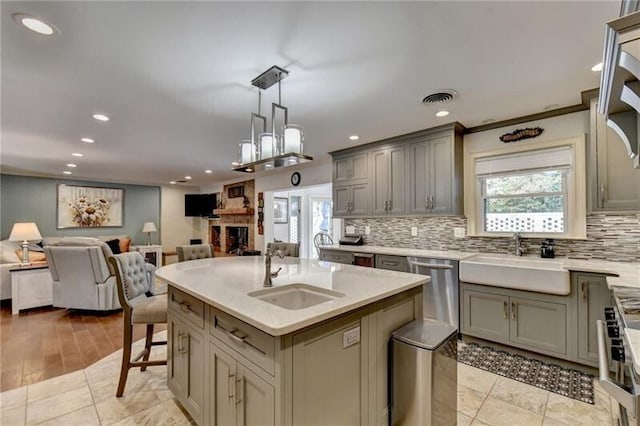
[226,226,249,255]
[211,226,221,253]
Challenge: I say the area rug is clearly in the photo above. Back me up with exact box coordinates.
[458,342,594,404]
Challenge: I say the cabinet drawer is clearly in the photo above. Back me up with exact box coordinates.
[210,307,275,375]
[375,254,408,272]
[319,250,354,265]
[168,287,205,329]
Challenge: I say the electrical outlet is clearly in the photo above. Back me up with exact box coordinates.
[365,226,371,235]
[411,226,418,237]
[345,225,355,234]
[454,227,466,238]
[343,327,360,348]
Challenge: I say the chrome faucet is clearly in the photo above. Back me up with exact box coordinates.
[513,232,527,257]
[264,249,285,287]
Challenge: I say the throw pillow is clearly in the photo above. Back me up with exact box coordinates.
[106,239,121,254]
[14,249,46,263]
[119,238,132,253]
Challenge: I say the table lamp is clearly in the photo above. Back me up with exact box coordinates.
[142,222,157,246]
[9,222,42,265]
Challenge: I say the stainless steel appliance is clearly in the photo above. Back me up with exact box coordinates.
[391,320,457,425]
[339,234,363,245]
[390,257,460,424]
[407,257,459,328]
[597,286,640,426]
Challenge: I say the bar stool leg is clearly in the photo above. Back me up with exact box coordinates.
[116,323,133,397]
[141,324,154,371]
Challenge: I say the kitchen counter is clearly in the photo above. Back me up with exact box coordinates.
[155,256,428,335]
[318,244,475,260]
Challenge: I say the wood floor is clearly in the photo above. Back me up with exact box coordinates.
[0,302,166,392]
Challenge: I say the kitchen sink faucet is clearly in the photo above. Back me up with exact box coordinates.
[264,249,285,287]
[513,232,527,257]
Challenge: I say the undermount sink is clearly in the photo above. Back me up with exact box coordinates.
[459,255,570,295]
[248,284,345,310]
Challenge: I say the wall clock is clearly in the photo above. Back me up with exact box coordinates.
[291,171,301,187]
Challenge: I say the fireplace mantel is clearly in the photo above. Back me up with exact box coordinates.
[213,208,255,216]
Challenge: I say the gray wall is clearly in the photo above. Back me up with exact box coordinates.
[1,174,161,245]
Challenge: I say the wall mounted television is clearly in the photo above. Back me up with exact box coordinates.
[185,193,218,218]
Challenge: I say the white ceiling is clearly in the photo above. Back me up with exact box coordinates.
[1,1,619,186]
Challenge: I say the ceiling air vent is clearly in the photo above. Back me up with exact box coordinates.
[422,89,458,104]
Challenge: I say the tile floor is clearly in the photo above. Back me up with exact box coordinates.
[0,331,620,425]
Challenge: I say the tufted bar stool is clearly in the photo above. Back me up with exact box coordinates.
[176,243,215,262]
[108,252,167,397]
[266,242,300,257]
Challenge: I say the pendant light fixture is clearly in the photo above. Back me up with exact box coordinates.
[233,65,312,173]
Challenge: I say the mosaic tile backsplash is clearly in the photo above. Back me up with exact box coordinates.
[344,213,640,262]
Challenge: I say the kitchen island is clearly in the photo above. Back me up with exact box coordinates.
[155,256,428,426]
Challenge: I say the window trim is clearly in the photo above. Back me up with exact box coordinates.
[464,135,587,239]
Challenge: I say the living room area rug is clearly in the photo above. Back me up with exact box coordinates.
[458,342,595,404]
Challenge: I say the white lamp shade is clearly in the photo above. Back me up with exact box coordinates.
[259,133,275,159]
[9,222,42,242]
[284,124,303,154]
[238,140,255,163]
[142,222,157,233]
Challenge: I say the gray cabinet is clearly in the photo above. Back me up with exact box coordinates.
[576,273,612,365]
[334,152,368,185]
[409,135,461,214]
[332,183,368,216]
[371,145,406,215]
[589,98,640,211]
[375,254,409,272]
[168,316,205,424]
[318,249,354,265]
[461,284,568,358]
[209,341,275,426]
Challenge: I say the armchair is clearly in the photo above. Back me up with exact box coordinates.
[44,237,121,311]
[266,242,300,257]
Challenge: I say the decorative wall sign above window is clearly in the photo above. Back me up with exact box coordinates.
[499,127,544,143]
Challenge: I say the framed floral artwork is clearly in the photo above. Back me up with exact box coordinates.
[57,184,124,228]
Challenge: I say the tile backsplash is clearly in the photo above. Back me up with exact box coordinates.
[344,213,640,262]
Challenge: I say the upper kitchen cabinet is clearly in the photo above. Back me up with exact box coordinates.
[370,144,407,215]
[408,131,463,215]
[333,152,369,185]
[330,123,464,218]
[589,98,640,211]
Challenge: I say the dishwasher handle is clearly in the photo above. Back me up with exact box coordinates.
[596,320,639,417]
[408,261,453,270]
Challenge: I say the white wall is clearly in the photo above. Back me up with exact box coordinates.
[160,184,208,263]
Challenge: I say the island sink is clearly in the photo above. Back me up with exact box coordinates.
[248,283,345,310]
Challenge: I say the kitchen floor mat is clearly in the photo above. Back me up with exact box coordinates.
[458,342,594,404]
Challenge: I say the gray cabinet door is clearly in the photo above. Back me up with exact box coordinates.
[183,326,205,424]
[577,273,611,364]
[509,296,567,356]
[388,145,406,214]
[319,249,354,265]
[334,153,368,185]
[168,318,186,399]
[237,363,275,426]
[409,141,430,214]
[429,136,454,214]
[333,186,351,216]
[461,289,510,344]
[371,149,389,215]
[351,183,369,216]
[590,98,640,211]
[375,254,409,272]
[209,342,238,425]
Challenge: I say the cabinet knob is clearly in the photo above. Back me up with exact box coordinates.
[511,302,516,320]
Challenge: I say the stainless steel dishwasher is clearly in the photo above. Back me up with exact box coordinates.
[390,257,459,425]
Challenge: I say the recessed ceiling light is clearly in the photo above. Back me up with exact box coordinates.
[185,176,192,180]
[591,62,603,72]
[92,113,110,122]
[63,171,72,175]
[288,158,297,163]
[482,118,496,124]
[13,14,56,36]
[246,168,253,172]
[231,162,240,166]
[170,181,176,184]
[435,110,450,118]
[66,163,77,168]
[205,169,213,174]
[349,135,360,141]
[265,164,273,169]
[71,152,83,157]
[81,137,94,143]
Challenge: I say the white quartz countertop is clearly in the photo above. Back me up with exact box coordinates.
[155,256,428,336]
[319,244,475,260]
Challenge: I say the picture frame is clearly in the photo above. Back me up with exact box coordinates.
[57,184,124,228]
[228,185,244,198]
[273,197,289,224]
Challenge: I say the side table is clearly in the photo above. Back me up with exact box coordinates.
[10,265,53,315]
[131,245,163,267]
